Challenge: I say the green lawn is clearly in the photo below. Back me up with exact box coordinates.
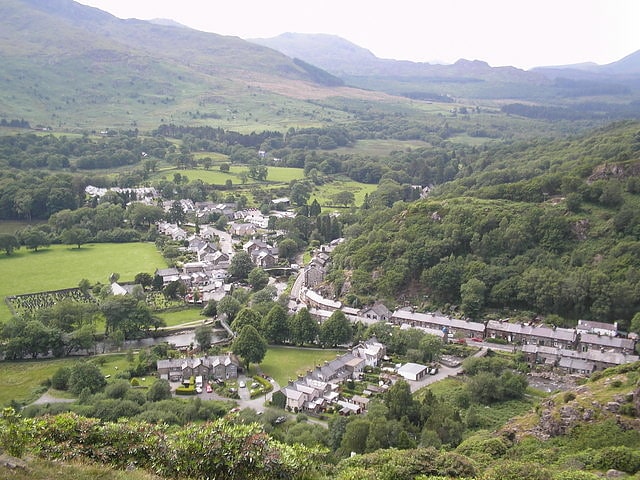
[156,307,207,327]
[0,242,167,322]
[257,346,344,386]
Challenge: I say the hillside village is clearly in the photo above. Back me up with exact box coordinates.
[90,184,640,419]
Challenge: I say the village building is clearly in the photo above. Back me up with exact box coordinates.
[229,223,256,237]
[391,309,485,339]
[397,362,430,381]
[358,302,392,323]
[578,332,636,355]
[485,320,576,349]
[156,354,241,383]
[576,319,618,337]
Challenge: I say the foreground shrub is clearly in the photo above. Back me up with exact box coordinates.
[481,460,552,480]
[593,445,640,473]
[10,410,324,479]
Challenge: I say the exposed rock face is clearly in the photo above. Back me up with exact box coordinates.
[588,162,640,183]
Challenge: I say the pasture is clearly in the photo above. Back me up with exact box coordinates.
[152,166,305,186]
[0,243,167,322]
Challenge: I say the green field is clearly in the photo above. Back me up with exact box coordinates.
[0,354,142,407]
[155,307,207,327]
[0,243,167,322]
[258,346,344,386]
[308,179,377,209]
[152,165,305,186]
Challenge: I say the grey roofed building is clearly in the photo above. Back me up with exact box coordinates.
[578,332,636,354]
[558,357,596,375]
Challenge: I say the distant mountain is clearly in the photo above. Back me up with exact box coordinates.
[0,0,351,130]
[250,32,546,84]
[601,49,640,75]
[148,18,190,29]
[532,50,640,79]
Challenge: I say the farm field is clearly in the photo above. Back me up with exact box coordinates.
[334,138,430,156]
[258,346,344,386]
[152,166,305,186]
[0,243,167,322]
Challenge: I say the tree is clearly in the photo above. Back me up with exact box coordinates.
[319,310,352,347]
[630,312,640,335]
[228,251,254,281]
[147,379,172,402]
[68,361,107,394]
[261,304,289,344]
[195,324,214,351]
[61,227,91,249]
[289,307,319,345]
[460,278,486,319]
[384,379,417,422]
[339,417,370,454]
[331,191,355,207]
[231,307,261,333]
[168,201,186,225]
[289,180,311,206]
[419,334,442,363]
[20,227,50,252]
[232,325,267,370]
[218,295,241,321]
[201,300,217,317]
[134,272,154,289]
[309,199,322,217]
[0,234,19,255]
[248,267,269,291]
[277,238,298,260]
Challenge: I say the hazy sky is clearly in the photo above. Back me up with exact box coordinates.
[76,0,639,70]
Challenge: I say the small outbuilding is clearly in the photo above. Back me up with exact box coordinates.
[397,362,430,381]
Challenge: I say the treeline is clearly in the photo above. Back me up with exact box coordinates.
[0,118,30,128]
[502,101,640,120]
[0,133,170,170]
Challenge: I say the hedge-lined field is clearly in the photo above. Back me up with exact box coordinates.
[0,243,167,322]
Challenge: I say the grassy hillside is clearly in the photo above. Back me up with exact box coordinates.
[0,0,371,131]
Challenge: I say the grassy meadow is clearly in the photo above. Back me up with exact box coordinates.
[152,165,305,186]
[0,242,167,322]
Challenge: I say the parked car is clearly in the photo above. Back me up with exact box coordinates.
[239,381,246,388]
[206,384,212,393]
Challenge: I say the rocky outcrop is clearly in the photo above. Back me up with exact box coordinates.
[587,161,640,183]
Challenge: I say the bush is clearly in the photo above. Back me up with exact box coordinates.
[175,386,196,396]
[51,367,71,391]
[482,460,552,480]
[593,446,640,473]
